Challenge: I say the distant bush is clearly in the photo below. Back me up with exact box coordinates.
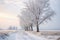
[57,38,60,40]
[0,33,9,39]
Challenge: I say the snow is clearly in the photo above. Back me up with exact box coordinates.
[0,31,60,40]
[16,31,47,40]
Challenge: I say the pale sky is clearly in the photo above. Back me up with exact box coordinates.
[0,0,60,30]
[0,0,23,29]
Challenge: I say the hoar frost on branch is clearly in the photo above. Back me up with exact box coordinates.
[19,0,55,32]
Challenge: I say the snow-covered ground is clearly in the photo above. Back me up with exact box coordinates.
[0,31,60,40]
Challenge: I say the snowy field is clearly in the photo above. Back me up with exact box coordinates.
[0,30,60,40]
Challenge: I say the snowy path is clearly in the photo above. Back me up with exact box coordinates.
[16,31,47,40]
[0,31,47,40]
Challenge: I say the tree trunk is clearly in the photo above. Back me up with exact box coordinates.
[28,27,30,31]
[31,24,33,31]
[36,21,39,32]
[25,27,28,31]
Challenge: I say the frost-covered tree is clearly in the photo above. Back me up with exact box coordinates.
[18,15,33,31]
[20,0,55,32]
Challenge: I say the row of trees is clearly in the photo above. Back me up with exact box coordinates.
[19,0,55,32]
[8,26,17,30]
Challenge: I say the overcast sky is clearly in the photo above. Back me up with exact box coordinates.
[40,0,60,30]
[0,0,60,30]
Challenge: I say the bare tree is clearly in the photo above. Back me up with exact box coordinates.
[20,0,55,32]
